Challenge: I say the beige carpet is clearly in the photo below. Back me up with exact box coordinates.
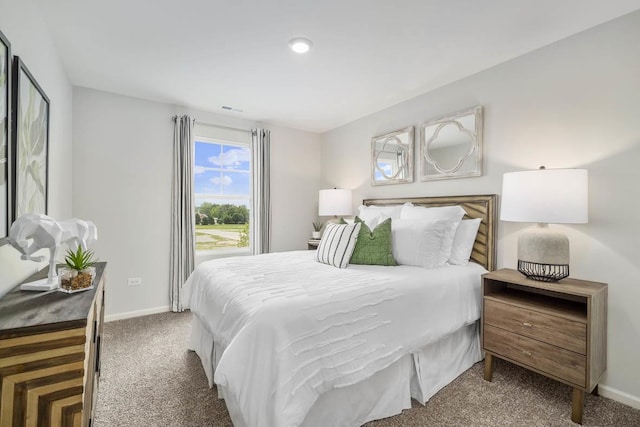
[95,312,640,427]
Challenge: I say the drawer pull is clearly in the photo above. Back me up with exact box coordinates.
[522,350,532,356]
[522,322,533,327]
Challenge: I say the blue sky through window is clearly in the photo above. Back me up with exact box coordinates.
[194,140,251,207]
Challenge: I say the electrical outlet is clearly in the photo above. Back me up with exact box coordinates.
[127,277,142,286]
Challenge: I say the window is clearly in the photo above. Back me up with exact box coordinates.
[194,136,251,252]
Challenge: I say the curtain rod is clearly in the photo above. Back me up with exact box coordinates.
[194,120,253,133]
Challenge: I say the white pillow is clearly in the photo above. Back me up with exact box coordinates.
[449,218,482,265]
[392,218,461,268]
[400,204,466,221]
[357,204,403,229]
[315,222,362,269]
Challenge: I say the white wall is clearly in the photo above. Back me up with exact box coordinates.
[321,12,640,403]
[0,0,73,297]
[72,88,175,317]
[269,125,322,252]
[73,87,322,318]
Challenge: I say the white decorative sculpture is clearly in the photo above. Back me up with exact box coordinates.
[59,218,98,251]
[8,214,98,291]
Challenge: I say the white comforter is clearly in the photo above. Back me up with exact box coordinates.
[183,251,485,427]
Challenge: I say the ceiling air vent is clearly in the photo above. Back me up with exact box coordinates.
[221,105,243,113]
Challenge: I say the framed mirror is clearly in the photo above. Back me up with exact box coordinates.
[419,105,483,181]
[371,126,414,186]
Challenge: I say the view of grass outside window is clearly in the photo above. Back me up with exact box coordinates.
[194,138,251,251]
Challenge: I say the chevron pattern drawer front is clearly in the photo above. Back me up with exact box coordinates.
[0,263,106,427]
[0,327,87,426]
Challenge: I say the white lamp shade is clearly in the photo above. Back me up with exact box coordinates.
[318,189,353,216]
[501,168,588,224]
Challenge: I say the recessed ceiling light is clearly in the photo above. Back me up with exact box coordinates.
[288,37,312,54]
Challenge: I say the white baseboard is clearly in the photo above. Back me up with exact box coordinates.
[105,305,171,322]
[599,384,640,410]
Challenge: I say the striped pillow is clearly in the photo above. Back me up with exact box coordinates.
[315,222,362,268]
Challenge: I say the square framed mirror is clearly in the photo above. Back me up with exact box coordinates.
[371,126,414,186]
[419,106,483,181]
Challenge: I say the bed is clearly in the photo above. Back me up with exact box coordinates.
[183,194,497,427]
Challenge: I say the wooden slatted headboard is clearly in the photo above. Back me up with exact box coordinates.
[363,194,498,271]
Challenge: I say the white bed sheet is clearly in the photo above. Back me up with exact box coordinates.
[184,250,486,427]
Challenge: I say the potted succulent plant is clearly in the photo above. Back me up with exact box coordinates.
[59,246,97,293]
[312,221,324,239]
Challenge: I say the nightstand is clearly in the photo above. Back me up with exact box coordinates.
[481,268,607,425]
[308,239,320,250]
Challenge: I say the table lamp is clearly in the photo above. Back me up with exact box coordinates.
[500,167,588,281]
[318,188,352,222]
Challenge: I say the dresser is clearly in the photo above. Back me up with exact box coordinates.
[0,262,106,427]
[481,268,607,424]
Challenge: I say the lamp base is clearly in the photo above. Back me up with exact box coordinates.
[518,260,569,282]
[327,216,348,225]
[20,276,59,291]
[517,224,570,282]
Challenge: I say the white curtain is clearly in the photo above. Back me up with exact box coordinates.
[250,128,271,255]
[170,115,195,312]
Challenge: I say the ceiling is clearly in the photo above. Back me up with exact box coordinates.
[35,0,640,133]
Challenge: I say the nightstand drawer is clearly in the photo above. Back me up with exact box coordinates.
[484,298,586,354]
[484,324,586,387]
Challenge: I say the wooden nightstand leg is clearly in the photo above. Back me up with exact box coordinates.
[572,388,584,424]
[483,353,494,382]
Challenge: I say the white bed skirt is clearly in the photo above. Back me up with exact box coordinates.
[189,316,481,427]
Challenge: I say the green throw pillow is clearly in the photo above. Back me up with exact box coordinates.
[350,216,397,266]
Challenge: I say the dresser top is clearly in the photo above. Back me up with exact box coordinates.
[0,262,106,338]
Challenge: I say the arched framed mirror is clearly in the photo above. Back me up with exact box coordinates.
[419,106,483,181]
[371,126,414,186]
